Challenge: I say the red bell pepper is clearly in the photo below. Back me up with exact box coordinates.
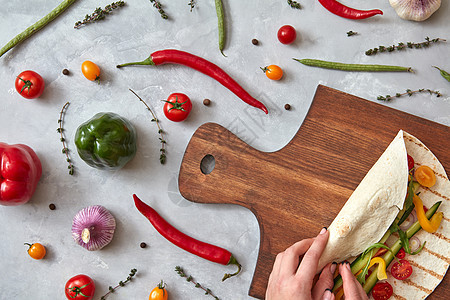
[0,143,42,206]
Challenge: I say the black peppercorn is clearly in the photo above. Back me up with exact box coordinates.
[203,98,211,106]
[252,39,259,45]
[140,242,147,248]
[62,69,70,75]
[284,104,291,110]
[49,203,56,210]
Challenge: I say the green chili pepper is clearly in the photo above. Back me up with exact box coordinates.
[293,58,413,73]
[433,66,450,82]
[215,0,226,57]
[0,0,77,58]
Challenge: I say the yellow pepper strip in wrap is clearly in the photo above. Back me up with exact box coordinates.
[413,195,443,233]
[368,257,388,280]
[334,287,344,300]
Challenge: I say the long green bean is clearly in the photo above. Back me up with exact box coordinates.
[215,0,226,56]
[293,58,413,73]
[0,0,77,58]
[433,66,450,82]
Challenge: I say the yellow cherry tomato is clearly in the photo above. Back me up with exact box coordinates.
[261,65,283,80]
[149,280,168,300]
[415,165,436,187]
[25,242,46,260]
[81,60,101,82]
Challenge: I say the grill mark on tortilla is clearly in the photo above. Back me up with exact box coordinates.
[392,293,407,300]
[408,260,444,279]
[421,186,450,201]
[402,278,433,294]
[431,231,450,243]
[423,246,450,263]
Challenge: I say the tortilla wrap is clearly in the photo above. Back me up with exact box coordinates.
[317,130,449,299]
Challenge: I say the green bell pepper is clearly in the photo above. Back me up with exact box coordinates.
[75,112,137,170]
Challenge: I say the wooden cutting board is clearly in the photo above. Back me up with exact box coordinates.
[178,85,450,299]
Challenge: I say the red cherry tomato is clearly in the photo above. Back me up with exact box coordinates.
[390,259,413,280]
[65,274,95,300]
[277,25,297,44]
[15,70,45,99]
[372,281,393,300]
[163,93,192,122]
[407,154,414,171]
[396,248,406,259]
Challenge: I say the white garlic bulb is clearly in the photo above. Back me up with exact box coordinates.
[389,0,441,21]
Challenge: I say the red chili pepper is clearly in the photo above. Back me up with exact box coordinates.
[318,0,383,19]
[117,49,268,114]
[133,194,242,281]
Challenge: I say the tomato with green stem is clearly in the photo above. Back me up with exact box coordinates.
[372,281,393,300]
[65,274,95,300]
[261,65,283,80]
[163,93,192,122]
[81,60,101,82]
[25,242,46,259]
[149,280,168,300]
[390,259,413,280]
[15,70,45,99]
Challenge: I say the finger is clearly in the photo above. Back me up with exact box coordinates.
[339,262,368,299]
[279,238,314,276]
[321,289,335,300]
[312,262,337,299]
[296,227,329,285]
[268,251,284,282]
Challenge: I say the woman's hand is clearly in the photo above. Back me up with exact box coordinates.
[266,227,369,300]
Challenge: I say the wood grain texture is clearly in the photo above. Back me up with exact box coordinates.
[178,85,450,299]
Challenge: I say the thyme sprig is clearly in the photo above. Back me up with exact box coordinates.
[188,0,195,12]
[57,102,74,175]
[287,0,301,9]
[377,89,442,101]
[129,89,167,164]
[100,268,137,300]
[150,0,168,19]
[366,37,446,56]
[175,266,220,300]
[74,1,126,29]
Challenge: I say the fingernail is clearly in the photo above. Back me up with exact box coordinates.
[330,262,337,273]
[345,262,351,271]
[320,227,327,234]
[323,289,332,300]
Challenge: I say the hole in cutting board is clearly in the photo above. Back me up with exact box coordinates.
[200,154,215,174]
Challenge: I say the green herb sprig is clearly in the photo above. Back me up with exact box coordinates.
[150,0,168,19]
[100,268,137,300]
[188,0,196,12]
[347,31,357,37]
[74,1,126,29]
[57,102,74,175]
[287,0,301,9]
[175,266,220,299]
[129,89,167,164]
[366,37,446,56]
[377,89,442,101]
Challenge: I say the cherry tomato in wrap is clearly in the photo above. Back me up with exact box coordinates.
[0,143,42,206]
